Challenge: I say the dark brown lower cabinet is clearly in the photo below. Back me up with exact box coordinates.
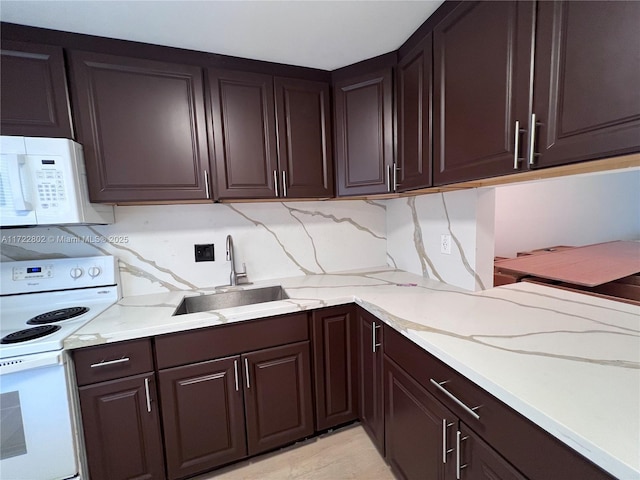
[384,357,453,480]
[311,305,358,430]
[158,356,247,480]
[458,424,528,480]
[384,356,525,480]
[383,324,614,480]
[243,341,315,455]
[78,373,165,480]
[357,308,384,453]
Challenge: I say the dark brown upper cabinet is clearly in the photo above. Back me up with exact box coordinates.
[207,69,278,199]
[274,77,334,198]
[334,61,394,196]
[0,40,73,138]
[396,34,433,191]
[433,1,535,186]
[433,1,639,186]
[531,1,640,168]
[68,50,211,202]
[207,69,333,200]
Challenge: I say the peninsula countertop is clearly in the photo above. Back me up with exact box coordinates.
[64,267,640,479]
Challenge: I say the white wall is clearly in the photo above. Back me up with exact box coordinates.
[494,170,640,258]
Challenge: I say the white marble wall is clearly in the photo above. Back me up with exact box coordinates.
[386,189,495,292]
[0,201,387,296]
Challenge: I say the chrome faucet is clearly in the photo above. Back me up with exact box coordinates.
[226,234,248,286]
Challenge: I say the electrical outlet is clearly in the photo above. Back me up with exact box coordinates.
[194,244,215,262]
[440,234,452,255]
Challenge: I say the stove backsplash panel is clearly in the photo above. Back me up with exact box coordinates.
[0,201,387,297]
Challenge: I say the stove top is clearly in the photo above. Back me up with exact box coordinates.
[0,256,119,360]
[1,325,62,344]
[27,306,90,325]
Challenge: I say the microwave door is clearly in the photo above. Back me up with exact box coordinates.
[0,153,37,226]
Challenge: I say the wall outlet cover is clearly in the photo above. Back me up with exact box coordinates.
[195,244,215,262]
[441,234,452,255]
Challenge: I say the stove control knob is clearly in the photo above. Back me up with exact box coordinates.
[88,266,102,278]
[70,267,84,280]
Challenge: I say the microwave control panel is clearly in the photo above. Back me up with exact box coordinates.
[34,158,69,211]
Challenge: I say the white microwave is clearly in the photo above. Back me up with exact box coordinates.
[0,136,114,227]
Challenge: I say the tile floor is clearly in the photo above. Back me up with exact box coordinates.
[193,424,395,480]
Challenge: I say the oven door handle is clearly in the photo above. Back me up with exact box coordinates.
[0,351,63,376]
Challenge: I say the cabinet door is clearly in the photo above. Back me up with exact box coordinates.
[384,357,456,480]
[208,69,278,199]
[68,50,210,202]
[78,373,165,480]
[433,1,535,185]
[311,305,358,430]
[1,40,73,138]
[274,77,334,198]
[357,308,384,453]
[334,68,394,196]
[158,357,247,480]
[243,341,314,455]
[531,1,640,168]
[458,424,527,480]
[396,34,433,191]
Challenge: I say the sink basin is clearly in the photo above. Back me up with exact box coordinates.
[173,286,289,316]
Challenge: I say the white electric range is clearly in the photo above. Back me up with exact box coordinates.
[0,255,119,480]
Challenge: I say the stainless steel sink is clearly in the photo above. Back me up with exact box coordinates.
[173,286,289,316]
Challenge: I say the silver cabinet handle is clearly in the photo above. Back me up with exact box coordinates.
[386,164,392,192]
[430,379,481,420]
[273,170,279,197]
[456,430,469,479]
[528,113,541,166]
[234,359,239,392]
[513,121,526,169]
[392,162,398,191]
[244,358,251,389]
[442,419,454,463]
[144,377,152,413]
[372,323,382,353]
[204,170,210,199]
[90,357,130,368]
[281,170,288,197]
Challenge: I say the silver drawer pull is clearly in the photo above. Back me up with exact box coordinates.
[144,377,152,413]
[430,379,481,420]
[244,358,251,389]
[90,357,130,368]
[234,359,239,392]
[442,419,454,463]
[456,430,469,479]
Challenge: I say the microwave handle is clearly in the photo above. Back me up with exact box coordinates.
[6,154,33,212]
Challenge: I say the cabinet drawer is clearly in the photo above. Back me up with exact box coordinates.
[74,339,154,387]
[155,312,309,369]
[383,325,613,480]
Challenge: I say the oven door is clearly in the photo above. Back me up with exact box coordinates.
[0,351,79,480]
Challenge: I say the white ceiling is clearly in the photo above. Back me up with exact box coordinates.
[0,1,444,70]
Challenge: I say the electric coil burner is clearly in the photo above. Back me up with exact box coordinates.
[1,325,62,344]
[27,307,90,325]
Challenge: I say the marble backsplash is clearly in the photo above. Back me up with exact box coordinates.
[0,200,388,297]
[0,192,494,296]
[386,189,495,292]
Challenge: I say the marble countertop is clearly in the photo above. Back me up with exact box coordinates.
[65,267,640,479]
